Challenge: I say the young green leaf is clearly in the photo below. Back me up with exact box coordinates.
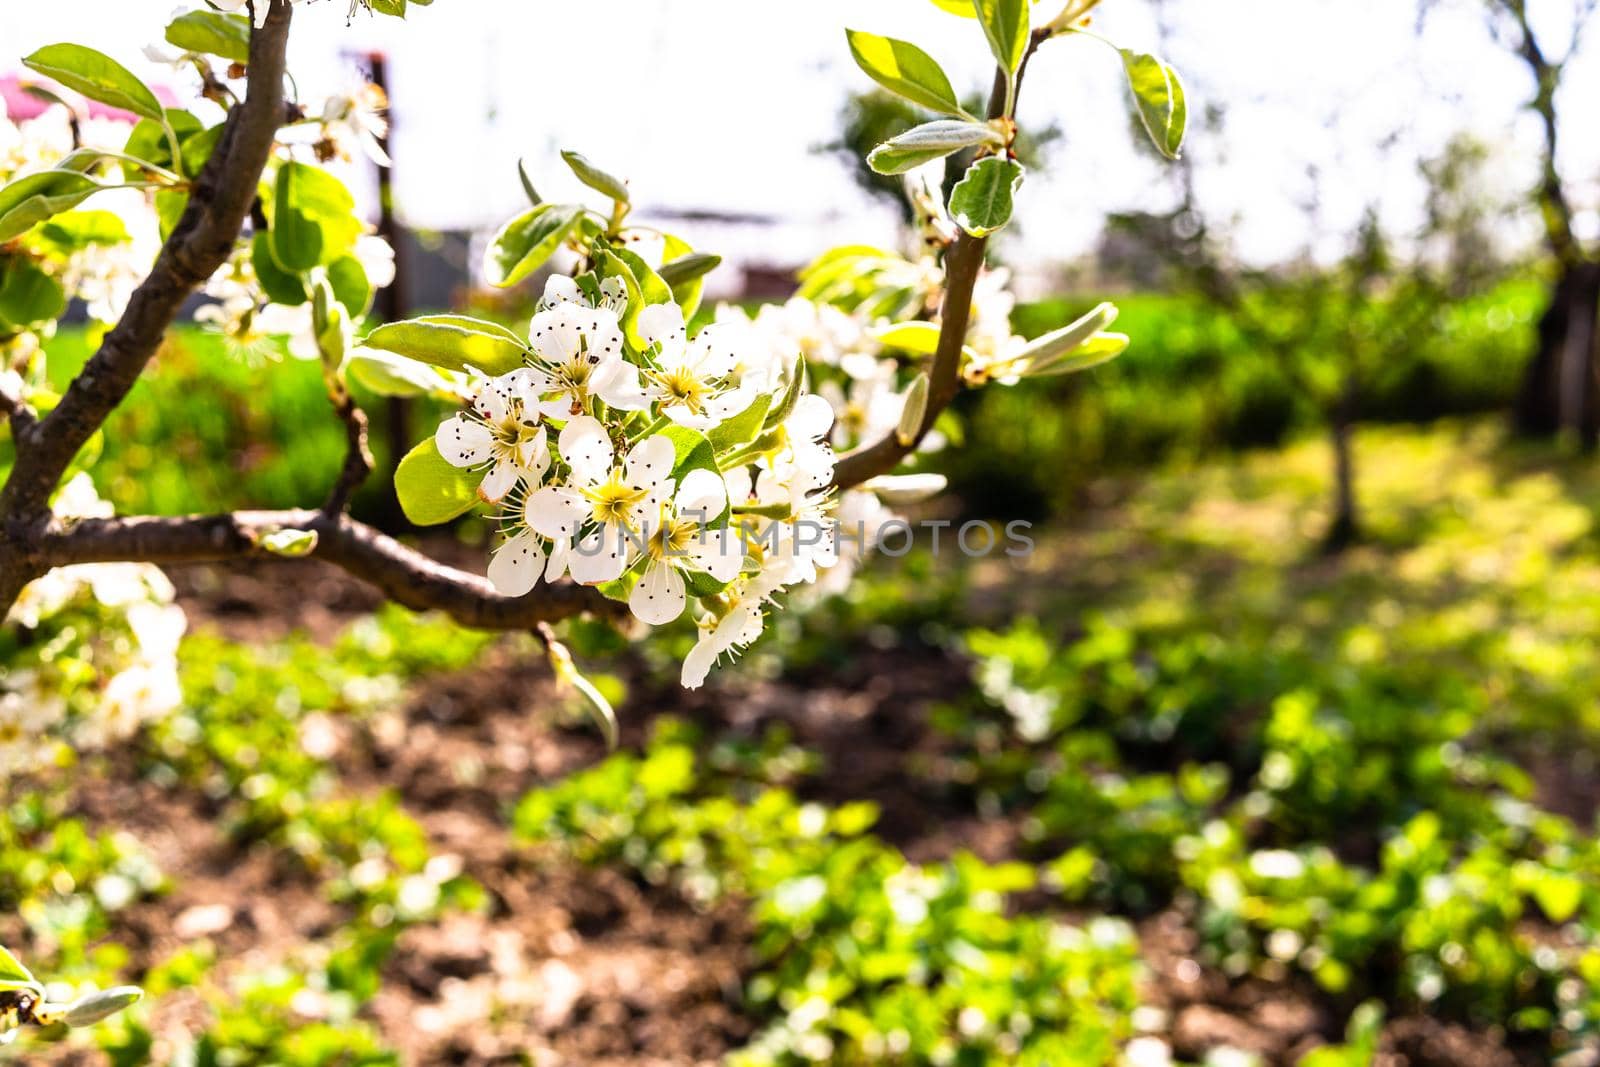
[327,255,372,318]
[1024,332,1128,376]
[948,156,1024,237]
[23,44,164,121]
[845,30,969,118]
[29,210,129,254]
[657,252,721,288]
[0,946,37,992]
[0,170,107,242]
[345,349,451,398]
[362,315,527,376]
[395,438,483,525]
[708,393,772,453]
[250,231,307,306]
[164,10,251,64]
[1121,50,1187,159]
[518,159,542,206]
[560,150,629,204]
[271,162,361,272]
[867,118,1004,175]
[0,259,67,331]
[872,320,942,356]
[928,0,976,14]
[896,372,930,446]
[975,0,1031,74]
[483,203,583,288]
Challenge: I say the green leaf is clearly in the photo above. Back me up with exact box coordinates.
[518,159,542,206]
[369,0,407,14]
[1531,870,1584,923]
[661,424,719,484]
[327,255,372,318]
[345,349,451,397]
[250,231,306,306]
[1024,332,1128,376]
[708,393,771,453]
[257,529,318,558]
[928,0,976,13]
[29,210,129,254]
[764,353,807,428]
[23,44,163,121]
[657,252,720,288]
[154,188,188,241]
[0,946,36,991]
[63,987,143,1028]
[611,246,673,350]
[845,30,968,118]
[658,234,710,318]
[975,0,1031,74]
[1121,50,1187,159]
[948,156,1024,236]
[271,162,360,272]
[165,10,251,64]
[0,170,107,243]
[872,320,942,355]
[867,118,1004,175]
[122,109,201,179]
[179,124,226,179]
[362,315,527,376]
[560,150,629,204]
[0,258,67,331]
[483,203,583,288]
[394,438,482,525]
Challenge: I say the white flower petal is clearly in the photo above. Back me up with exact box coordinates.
[477,457,519,504]
[530,304,582,362]
[638,301,686,357]
[559,415,614,485]
[585,307,626,362]
[689,526,746,583]
[594,358,651,411]
[542,275,581,307]
[526,486,587,539]
[787,393,835,443]
[624,434,677,494]
[568,525,628,585]
[629,560,687,625]
[434,415,494,467]
[674,468,728,520]
[516,427,552,481]
[487,530,546,596]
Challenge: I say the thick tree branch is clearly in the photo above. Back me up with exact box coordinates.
[833,33,1047,492]
[0,0,293,522]
[34,510,618,627]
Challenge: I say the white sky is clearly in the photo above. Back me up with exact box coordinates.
[3,0,1598,276]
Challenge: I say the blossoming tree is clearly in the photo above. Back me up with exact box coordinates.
[0,0,1182,1035]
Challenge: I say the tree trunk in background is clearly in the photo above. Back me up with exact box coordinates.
[368,52,413,531]
[1513,262,1600,447]
[1324,379,1361,554]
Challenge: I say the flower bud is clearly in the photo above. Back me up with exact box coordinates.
[896,372,930,448]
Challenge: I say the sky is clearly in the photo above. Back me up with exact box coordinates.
[2,0,1598,288]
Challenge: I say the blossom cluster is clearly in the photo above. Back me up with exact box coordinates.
[420,275,923,688]
[1,476,186,781]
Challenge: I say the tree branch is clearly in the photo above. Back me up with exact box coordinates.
[0,0,293,522]
[34,510,619,627]
[323,393,374,515]
[832,32,1047,492]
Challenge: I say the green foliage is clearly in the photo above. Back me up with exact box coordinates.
[974,0,1031,74]
[1119,50,1187,159]
[22,44,163,121]
[163,10,251,64]
[867,119,1004,175]
[515,722,1144,1065]
[484,202,583,287]
[393,437,483,525]
[949,156,1024,236]
[362,314,527,376]
[844,30,970,118]
[270,162,361,273]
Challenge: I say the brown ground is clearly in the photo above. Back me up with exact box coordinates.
[8,553,1556,1066]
